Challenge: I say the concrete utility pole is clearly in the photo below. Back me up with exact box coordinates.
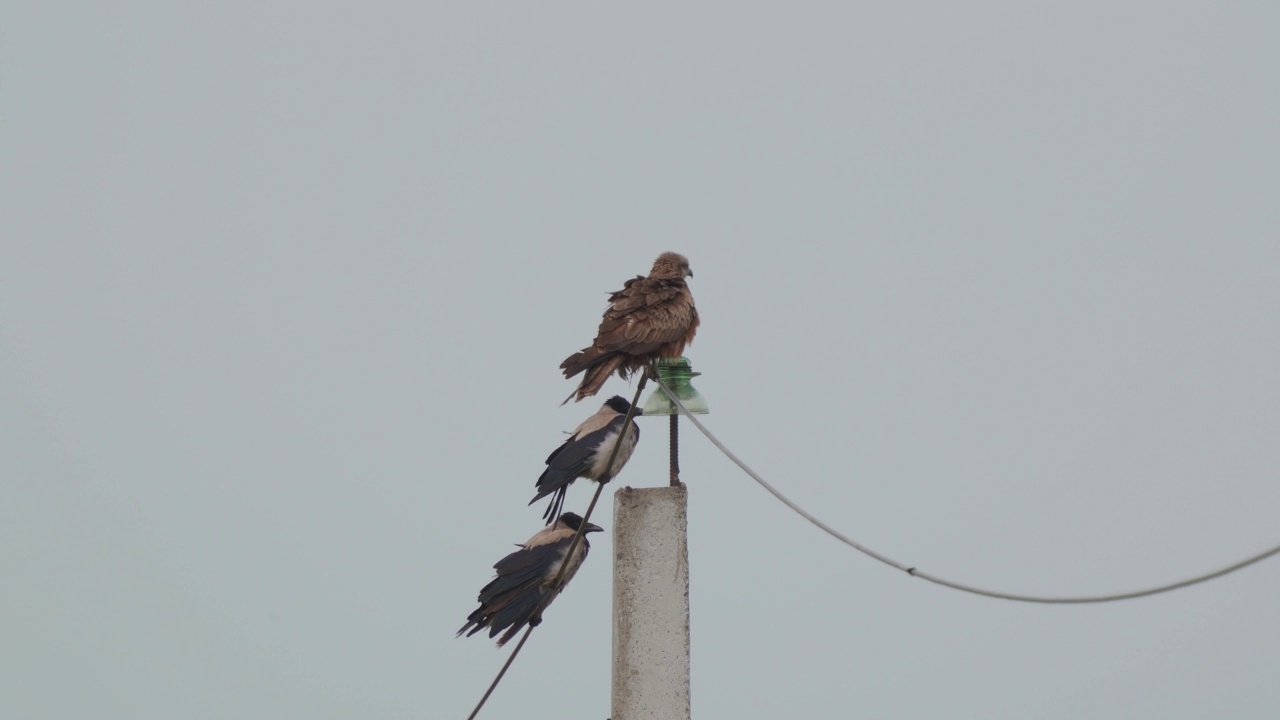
[611,483,691,720]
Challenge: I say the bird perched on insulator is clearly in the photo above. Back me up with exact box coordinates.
[457,512,603,647]
[560,252,699,404]
[530,395,640,524]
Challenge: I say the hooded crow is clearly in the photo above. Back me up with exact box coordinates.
[457,512,604,647]
[530,396,640,524]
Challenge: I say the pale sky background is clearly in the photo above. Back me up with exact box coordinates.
[3,4,1280,719]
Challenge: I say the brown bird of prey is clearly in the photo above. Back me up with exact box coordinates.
[560,251,699,403]
[530,395,640,524]
[457,512,603,647]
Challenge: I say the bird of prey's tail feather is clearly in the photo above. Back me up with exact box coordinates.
[560,353,626,405]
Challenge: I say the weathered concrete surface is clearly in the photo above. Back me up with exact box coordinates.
[612,484,690,720]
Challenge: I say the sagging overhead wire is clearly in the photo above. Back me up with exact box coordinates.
[464,374,649,720]
[650,375,1280,604]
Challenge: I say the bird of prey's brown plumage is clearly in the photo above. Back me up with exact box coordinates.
[560,252,699,404]
[529,395,640,524]
[457,513,603,647]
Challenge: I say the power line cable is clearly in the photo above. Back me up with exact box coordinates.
[465,374,649,720]
[650,375,1280,604]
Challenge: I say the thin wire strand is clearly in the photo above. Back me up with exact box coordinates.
[544,371,647,594]
[650,375,1280,604]
[464,625,533,720]
[464,375,649,720]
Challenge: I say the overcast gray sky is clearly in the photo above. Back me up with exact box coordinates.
[3,3,1280,719]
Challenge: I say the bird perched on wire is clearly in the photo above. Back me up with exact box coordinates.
[560,251,699,404]
[458,512,604,647]
[529,395,641,524]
